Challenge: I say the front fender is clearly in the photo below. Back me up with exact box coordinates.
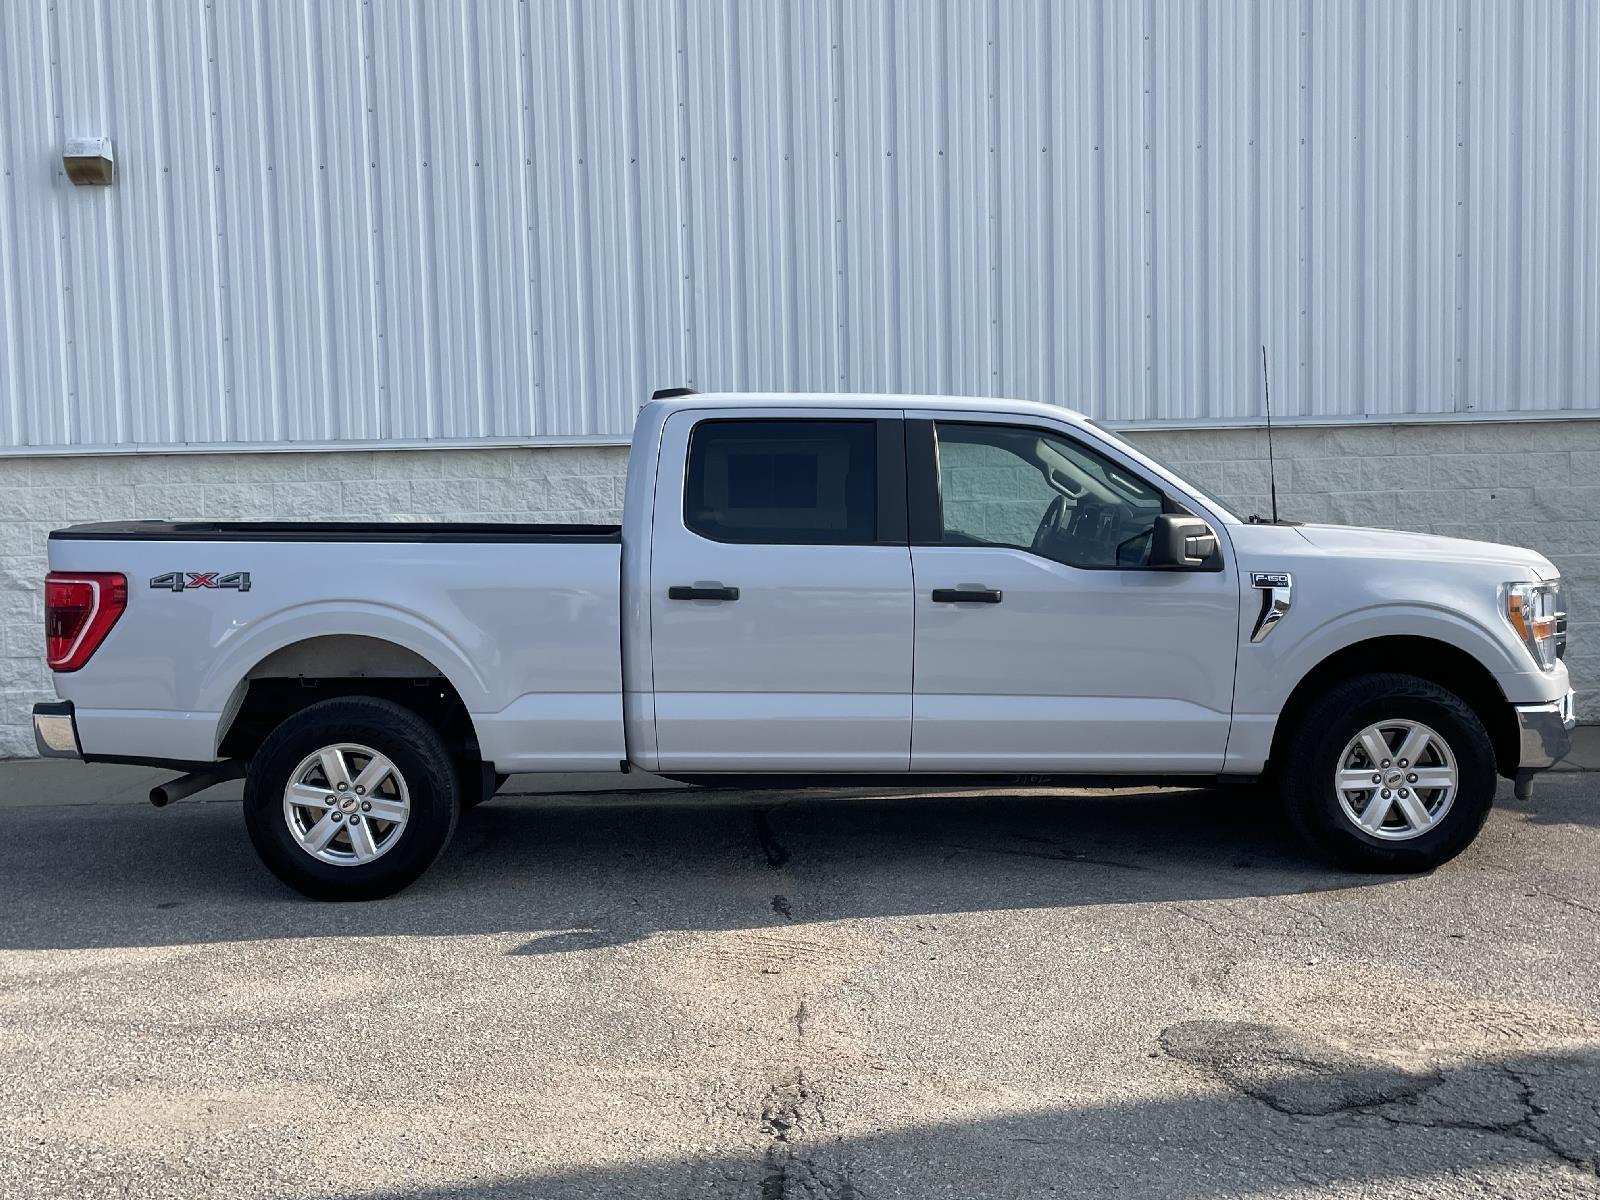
[1244,600,1532,717]
[1224,599,1553,775]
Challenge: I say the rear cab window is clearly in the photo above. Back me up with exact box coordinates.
[683,419,884,545]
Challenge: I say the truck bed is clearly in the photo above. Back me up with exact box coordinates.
[51,520,621,543]
[47,521,625,772]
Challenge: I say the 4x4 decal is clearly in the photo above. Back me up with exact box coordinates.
[149,572,252,593]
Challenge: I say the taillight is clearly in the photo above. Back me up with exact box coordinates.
[44,572,127,672]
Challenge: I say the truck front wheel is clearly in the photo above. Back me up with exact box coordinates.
[243,696,462,900]
[1278,672,1497,872]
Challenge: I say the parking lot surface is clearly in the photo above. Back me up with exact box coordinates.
[1,762,1598,1199]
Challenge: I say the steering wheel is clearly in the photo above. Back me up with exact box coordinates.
[1033,495,1065,552]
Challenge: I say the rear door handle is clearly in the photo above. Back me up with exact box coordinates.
[931,588,1003,604]
[668,585,740,602]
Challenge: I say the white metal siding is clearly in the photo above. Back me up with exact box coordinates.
[0,0,1596,451]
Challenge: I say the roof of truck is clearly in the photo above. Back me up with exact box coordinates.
[645,391,1093,426]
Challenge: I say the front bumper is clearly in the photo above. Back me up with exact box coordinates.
[1514,689,1577,771]
[32,700,82,759]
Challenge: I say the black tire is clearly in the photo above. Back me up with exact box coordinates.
[243,696,462,900]
[1278,672,1496,872]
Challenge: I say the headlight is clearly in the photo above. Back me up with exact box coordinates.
[1502,580,1565,671]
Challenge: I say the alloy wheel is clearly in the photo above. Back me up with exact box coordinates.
[1333,719,1458,841]
[282,743,411,866]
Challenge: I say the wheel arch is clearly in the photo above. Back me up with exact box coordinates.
[1268,635,1520,779]
[200,602,491,709]
[216,633,481,764]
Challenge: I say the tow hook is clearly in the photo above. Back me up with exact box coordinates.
[149,761,246,807]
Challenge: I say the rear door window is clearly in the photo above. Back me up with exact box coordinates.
[684,420,879,545]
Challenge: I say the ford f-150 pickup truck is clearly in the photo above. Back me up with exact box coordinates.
[34,392,1575,899]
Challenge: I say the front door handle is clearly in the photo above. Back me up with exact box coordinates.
[931,587,1003,604]
[668,584,740,602]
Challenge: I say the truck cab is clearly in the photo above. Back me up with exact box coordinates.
[628,395,1240,777]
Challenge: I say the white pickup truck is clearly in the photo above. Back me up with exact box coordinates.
[34,392,1575,899]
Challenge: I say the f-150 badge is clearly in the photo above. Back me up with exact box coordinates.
[1249,572,1292,642]
[150,572,252,593]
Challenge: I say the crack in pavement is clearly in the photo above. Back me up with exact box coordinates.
[1359,1061,1600,1177]
[1531,887,1600,922]
[1477,861,1600,922]
[1172,904,1229,938]
[1162,1020,1441,1116]
[758,1069,856,1199]
[1161,1020,1600,1176]
[940,841,1151,871]
[753,996,858,1200]
[754,809,791,869]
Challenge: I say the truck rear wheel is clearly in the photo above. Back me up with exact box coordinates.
[243,696,462,900]
[1278,672,1496,872]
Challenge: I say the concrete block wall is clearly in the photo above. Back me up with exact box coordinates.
[0,417,1592,756]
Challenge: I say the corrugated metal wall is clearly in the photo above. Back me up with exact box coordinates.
[1,0,1596,451]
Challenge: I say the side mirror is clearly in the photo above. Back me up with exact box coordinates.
[1149,514,1223,571]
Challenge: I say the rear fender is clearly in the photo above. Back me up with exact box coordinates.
[201,602,490,723]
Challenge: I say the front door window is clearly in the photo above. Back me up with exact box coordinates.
[934,422,1164,569]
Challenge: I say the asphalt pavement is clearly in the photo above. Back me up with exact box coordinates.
[1,747,1598,1199]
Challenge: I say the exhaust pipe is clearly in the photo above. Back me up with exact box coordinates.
[150,761,245,808]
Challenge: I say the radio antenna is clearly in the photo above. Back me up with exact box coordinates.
[1261,344,1280,524]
